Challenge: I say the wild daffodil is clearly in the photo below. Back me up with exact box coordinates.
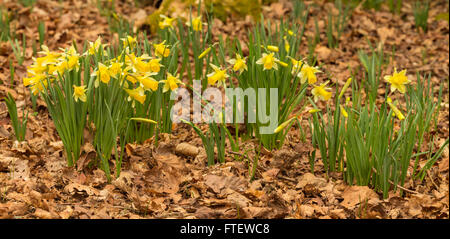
[187,16,203,32]
[384,68,410,94]
[228,54,247,74]
[153,41,170,58]
[73,85,87,102]
[340,105,348,118]
[122,35,137,50]
[386,97,405,120]
[207,64,229,86]
[159,15,176,30]
[138,74,159,92]
[93,63,111,87]
[161,73,182,92]
[256,53,278,71]
[298,64,321,84]
[88,36,103,55]
[311,81,332,102]
[148,58,163,73]
[125,87,146,106]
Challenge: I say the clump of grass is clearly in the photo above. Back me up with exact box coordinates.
[9,34,27,66]
[387,0,402,14]
[0,8,12,42]
[413,0,429,32]
[358,44,386,105]
[326,0,351,49]
[3,93,28,142]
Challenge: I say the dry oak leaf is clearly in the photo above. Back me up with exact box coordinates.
[175,142,199,157]
[204,174,247,195]
[296,173,327,189]
[64,183,99,197]
[341,186,380,209]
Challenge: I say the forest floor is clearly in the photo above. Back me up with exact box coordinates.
[0,0,449,219]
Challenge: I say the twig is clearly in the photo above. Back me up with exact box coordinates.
[388,180,419,195]
[277,175,297,183]
[426,172,439,190]
[372,167,420,195]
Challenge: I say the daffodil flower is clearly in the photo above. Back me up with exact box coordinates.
[148,58,163,73]
[159,15,176,30]
[207,64,229,86]
[274,117,296,133]
[88,36,103,55]
[38,45,61,65]
[122,35,137,50]
[228,54,247,74]
[289,56,304,74]
[198,46,212,59]
[338,77,352,99]
[298,64,321,84]
[276,60,288,68]
[73,85,87,102]
[92,63,111,87]
[153,41,170,58]
[256,53,278,70]
[340,105,348,118]
[267,45,279,52]
[125,87,146,106]
[283,36,290,52]
[161,73,182,92]
[109,60,123,77]
[384,68,410,94]
[386,97,405,120]
[138,74,159,92]
[186,16,203,32]
[309,108,321,114]
[311,81,332,102]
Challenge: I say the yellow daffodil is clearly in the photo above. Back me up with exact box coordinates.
[92,63,111,87]
[340,105,348,118]
[284,28,295,36]
[386,97,405,120]
[159,15,176,29]
[138,74,159,92]
[266,45,279,52]
[125,87,146,105]
[73,85,87,102]
[298,64,321,84]
[38,45,60,65]
[66,54,79,70]
[148,58,163,73]
[274,117,296,133]
[256,53,278,70]
[311,81,332,102]
[309,108,321,113]
[134,57,151,73]
[283,36,290,52]
[187,16,203,31]
[161,73,182,92]
[277,60,288,67]
[30,80,48,95]
[289,57,304,74]
[207,64,229,86]
[153,41,170,58]
[338,77,352,99]
[88,36,103,55]
[384,68,410,94]
[228,53,247,74]
[198,47,211,59]
[122,35,137,50]
[109,60,123,77]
